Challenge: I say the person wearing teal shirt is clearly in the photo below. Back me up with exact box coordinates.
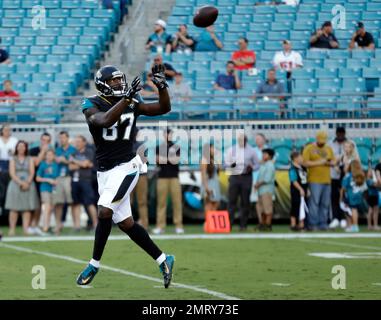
[255,149,276,231]
[36,149,59,233]
[55,131,77,235]
[195,25,223,52]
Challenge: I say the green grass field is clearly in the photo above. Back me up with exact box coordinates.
[1,225,381,300]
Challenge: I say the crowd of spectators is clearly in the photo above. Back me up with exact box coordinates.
[1,125,380,237]
[0,126,99,236]
[142,19,376,108]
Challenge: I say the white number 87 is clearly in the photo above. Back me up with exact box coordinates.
[102,113,135,141]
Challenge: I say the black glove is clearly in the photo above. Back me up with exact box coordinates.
[124,76,141,101]
[151,64,169,91]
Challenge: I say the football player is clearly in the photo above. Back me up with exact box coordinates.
[76,64,174,288]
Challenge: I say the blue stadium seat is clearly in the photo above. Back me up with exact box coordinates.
[33,73,55,83]
[328,50,350,60]
[26,82,49,93]
[39,63,61,73]
[51,46,73,55]
[48,9,71,18]
[346,58,369,68]
[315,68,338,79]
[303,59,323,68]
[292,68,315,80]
[318,78,341,90]
[293,79,318,93]
[30,46,52,55]
[35,36,57,46]
[25,55,47,63]
[17,64,39,74]
[338,68,362,78]
[342,78,366,92]
[306,50,328,60]
[324,59,346,69]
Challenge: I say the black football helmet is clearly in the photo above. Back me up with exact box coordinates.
[94,65,127,97]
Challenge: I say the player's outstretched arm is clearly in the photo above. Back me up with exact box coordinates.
[137,64,171,116]
[84,77,141,128]
[138,87,171,116]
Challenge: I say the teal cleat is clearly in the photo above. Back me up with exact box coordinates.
[76,264,99,286]
[159,255,175,289]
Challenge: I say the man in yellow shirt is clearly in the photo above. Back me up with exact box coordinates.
[302,131,335,230]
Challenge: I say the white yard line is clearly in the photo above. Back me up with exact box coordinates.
[298,239,381,251]
[2,233,381,243]
[0,242,240,301]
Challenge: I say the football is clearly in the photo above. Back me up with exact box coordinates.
[193,5,219,28]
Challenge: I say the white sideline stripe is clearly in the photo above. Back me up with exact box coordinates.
[299,239,381,251]
[3,233,381,243]
[0,243,240,301]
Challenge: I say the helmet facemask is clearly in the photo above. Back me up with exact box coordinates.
[95,69,128,97]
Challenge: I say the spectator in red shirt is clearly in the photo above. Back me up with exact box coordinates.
[231,38,256,71]
[0,80,20,104]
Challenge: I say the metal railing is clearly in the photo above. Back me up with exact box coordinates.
[1,92,380,124]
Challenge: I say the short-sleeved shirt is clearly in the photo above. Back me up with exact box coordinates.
[256,80,285,96]
[169,82,192,100]
[156,141,180,178]
[55,145,76,177]
[195,31,221,51]
[146,32,172,53]
[289,164,308,195]
[215,74,236,90]
[0,90,20,104]
[310,31,339,49]
[37,161,59,193]
[231,50,256,70]
[272,50,303,71]
[302,143,334,184]
[257,160,276,196]
[354,32,374,48]
[71,147,94,181]
[0,49,9,63]
[342,173,369,206]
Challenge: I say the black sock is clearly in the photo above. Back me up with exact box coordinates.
[92,218,112,261]
[121,222,163,261]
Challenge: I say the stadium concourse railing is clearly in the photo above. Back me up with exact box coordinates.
[1,92,381,124]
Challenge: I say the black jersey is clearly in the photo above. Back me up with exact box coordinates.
[81,94,144,171]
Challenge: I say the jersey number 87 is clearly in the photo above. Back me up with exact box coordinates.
[102,113,135,141]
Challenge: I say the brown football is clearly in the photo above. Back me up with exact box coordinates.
[193,5,219,28]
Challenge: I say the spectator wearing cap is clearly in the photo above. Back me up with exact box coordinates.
[151,54,176,82]
[310,21,339,50]
[303,131,336,231]
[169,72,192,102]
[171,24,195,54]
[231,38,256,71]
[214,61,241,91]
[145,19,172,54]
[349,22,375,50]
[195,25,224,52]
[0,38,11,65]
[0,80,21,105]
